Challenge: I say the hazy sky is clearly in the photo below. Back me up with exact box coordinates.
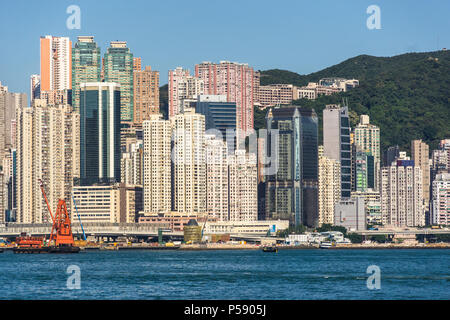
[1,0,449,93]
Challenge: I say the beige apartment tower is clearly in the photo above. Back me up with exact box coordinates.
[17,99,79,223]
[411,139,430,205]
[318,146,341,225]
[168,67,204,118]
[380,162,424,227]
[0,87,27,161]
[171,108,206,214]
[133,66,160,125]
[121,141,143,186]
[143,115,172,213]
[205,135,229,221]
[228,150,258,222]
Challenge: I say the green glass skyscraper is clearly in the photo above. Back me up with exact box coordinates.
[104,41,133,123]
[72,36,101,111]
[353,149,375,192]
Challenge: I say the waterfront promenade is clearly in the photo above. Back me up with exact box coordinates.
[3,241,449,252]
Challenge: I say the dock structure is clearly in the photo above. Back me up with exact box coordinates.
[0,222,176,240]
[0,223,283,244]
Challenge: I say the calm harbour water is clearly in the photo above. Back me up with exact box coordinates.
[0,249,448,300]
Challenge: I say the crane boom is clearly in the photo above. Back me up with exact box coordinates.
[38,179,55,223]
[38,179,75,247]
[72,196,87,241]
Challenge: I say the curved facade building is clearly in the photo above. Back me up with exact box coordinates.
[265,106,318,227]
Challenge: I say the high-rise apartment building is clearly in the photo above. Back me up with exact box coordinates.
[16,107,33,223]
[228,150,258,222]
[133,57,142,72]
[0,84,27,160]
[104,41,134,123]
[133,66,160,125]
[431,140,450,185]
[431,173,450,226]
[2,149,17,222]
[258,84,295,108]
[265,106,318,227]
[323,104,351,198]
[168,67,204,118]
[353,149,375,192]
[195,61,260,136]
[40,36,72,91]
[411,139,430,206]
[318,146,341,226]
[16,99,79,223]
[143,115,172,213]
[0,81,7,94]
[432,149,449,174]
[171,108,206,214]
[354,115,380,161]
[0,83,22,222]
[205,135,229,221]
[439,139,450,171]
[40,89,71,106]
[121,141,143,186]
[72,36,101,111]
[79,82,121,185]
[354,115,380,190]
[380,160,424,227]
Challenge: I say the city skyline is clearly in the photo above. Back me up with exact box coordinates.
[0,1,449,306]
[1,0,450,93]
[0,2,448,230]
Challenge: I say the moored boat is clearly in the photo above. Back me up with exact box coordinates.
[12,236,80,254]
[262,246,278,253]
[319,241,334,249]
[48,245,80,253]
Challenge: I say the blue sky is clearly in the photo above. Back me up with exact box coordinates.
[0,0,449,93]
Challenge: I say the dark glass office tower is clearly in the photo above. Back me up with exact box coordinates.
[265,106,318,227]
[383,145,400,166]
[323,104,351,198]
[79,82,121,185]
[195,95,236,152]
[195,96,236,134]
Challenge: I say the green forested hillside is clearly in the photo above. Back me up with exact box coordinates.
[257,50,450,152]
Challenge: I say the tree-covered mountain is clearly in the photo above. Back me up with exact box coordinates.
[257,50,450,152]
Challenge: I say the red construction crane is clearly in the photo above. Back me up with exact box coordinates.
[38,179,75,247]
